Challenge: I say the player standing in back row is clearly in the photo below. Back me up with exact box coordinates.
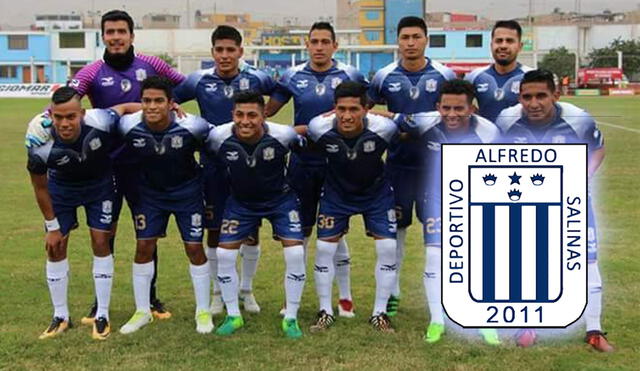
[266,22,368,317]
[368,16,455,316]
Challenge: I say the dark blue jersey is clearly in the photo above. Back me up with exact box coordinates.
[206,121,298,209]
[308,113,398,200]
[465,63,533,122]
[496,102,604,153]
[368,58,456,168]
[117,112,211,197]
[173,63,275,126]
[27,109,119,189]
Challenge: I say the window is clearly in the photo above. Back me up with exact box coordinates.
[0,66,18,78]
[430,34,446,48]
[366,11,380,20]
[466,34,483,47]
[365,31,380,41]
[59,32,85,48]
[8,35,28,50]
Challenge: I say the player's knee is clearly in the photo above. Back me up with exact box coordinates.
[184,243,206,265]
[135,240,156,263]
[90,231,112,257]
[46,244,67,261]
[206,230,220,247]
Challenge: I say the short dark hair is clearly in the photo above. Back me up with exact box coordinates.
[309,22,336,42]
[52,86,80,105]
[521,69,556,93]
[141,76,174,100]
[334,81,368,107]
[439,79,476,104]
[491,20,522,39]
[233,90,265,108]
[101,10,134,35]
[397,16,427,36]
[211,25,243,46]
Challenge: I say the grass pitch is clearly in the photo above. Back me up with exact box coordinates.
[0,96,638,370]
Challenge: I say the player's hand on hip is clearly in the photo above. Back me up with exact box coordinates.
[25,113,53,148]
[171,102,187,119]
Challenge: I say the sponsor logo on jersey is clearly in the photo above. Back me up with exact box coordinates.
[425,79,438,93]
[239,77,250,90]
[388,82,402,93]
[171,135,183,149]
[69,79,80,88]
[135,68,147,82]
[296,79,309,89]
[100,77,114,87]
[477,83,489,93]
[263,146,275,160]
[326,144,339,153]
[427,141,441,151]
[363,140,376,153]
[120,79,132,93]
[205,83,218,92]
[56,155,70,166]
[89,137,102,151]
[226,151,239,161]
[133,138,146,148]
[441,144,588,327]
[190,227,203,238]
[513,136,528,143]
[552,135,566,143]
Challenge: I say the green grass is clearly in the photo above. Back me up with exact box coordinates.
[0,96,638,370]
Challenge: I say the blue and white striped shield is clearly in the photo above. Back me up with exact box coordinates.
[441,144,588,328]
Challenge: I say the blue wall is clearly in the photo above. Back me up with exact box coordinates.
[385,0,424,44]
[0,34,50,62]
[427,30,492,60]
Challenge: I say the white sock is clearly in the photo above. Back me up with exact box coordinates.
[190,262,211,312]
[392,228,407,296]
[284,245,306,319]
[424,244,444,324]
[314,240,338,315]
[93,255,114,320]
[334,237,352,301]
[586,261,603,332]
[132,262,154,313]
[217,248,240,316]
[206,246,220,293]
[240,243,260,292]
[46,259,69,320]
[374,238,397,316]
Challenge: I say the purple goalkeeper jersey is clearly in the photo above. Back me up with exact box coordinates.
[68,54,184,108]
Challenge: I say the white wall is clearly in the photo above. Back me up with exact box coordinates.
[50,30,103,61]
[134,29,223,56]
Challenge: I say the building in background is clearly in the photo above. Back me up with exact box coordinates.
[195,12,267,45]
[142,13,181,29]
[34,14,83,31]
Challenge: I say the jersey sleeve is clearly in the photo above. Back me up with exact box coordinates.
[271,69,295,104]
[68,61,102,97]
[583,116,604,151]
[172,71,202,104]
[367,71,386,105]
[138,55,185,85]
[255,69,277,95]
[26,142,52,175]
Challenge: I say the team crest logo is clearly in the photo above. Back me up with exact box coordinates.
[102,200,113,214]
[263,147,275,161]
[326,144,339,153]
[441,144,587,327]
[409,86,420,100]
[133,138,146,148]
[120,79,132,92]
[296,80,309,89]
[239,78,250,90]
[494,88,505,101]
[191,213,202,227]
[388,82,402,93]
[425,79,438,93]
[226,151,239,161]
[89,137,102,151]
[511,81,521,94]
[331,77,342,89]
[315,83,326,96]
[100,77,114,87]
[135,68,147,82]
[288,210,300,223]
[170,135,183,149]
[477,83,489,93]
[363,140,376,153]
[223,85,234,98]
[205,83,218,92]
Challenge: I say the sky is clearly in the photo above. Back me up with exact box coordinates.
[0,0,637,29]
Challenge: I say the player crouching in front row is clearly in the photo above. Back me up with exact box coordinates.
[307,81,398,332]
[28,87,140,340]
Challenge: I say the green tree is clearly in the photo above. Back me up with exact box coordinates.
[155,53,177,68]
[538,47,576,79]
[588,37,640,77]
